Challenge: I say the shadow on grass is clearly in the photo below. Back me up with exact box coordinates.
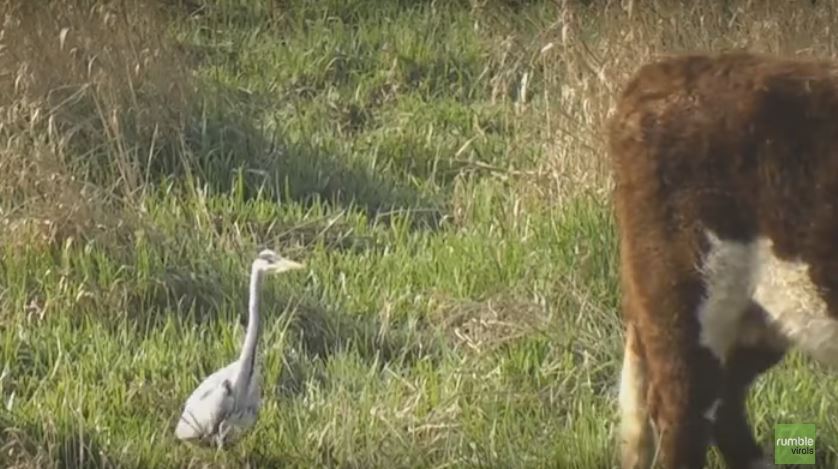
[112,81,445,369]
[63,74,450,339]
[108,250,441,358]
[84,266,440,398]
[269,294,441,398]
[144,82,447,232]
[0,411,140,469]
[1,404,331,468]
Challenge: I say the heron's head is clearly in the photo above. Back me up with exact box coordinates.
[253,249,304,274]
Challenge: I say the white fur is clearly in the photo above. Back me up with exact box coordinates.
[752,238,838,366]
[697,231,758,364]
[618,327,653,469]
[697,232,838,367]
[703,398,722,423]
[625,231,836,469]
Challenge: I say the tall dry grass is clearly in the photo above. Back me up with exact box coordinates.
[2,1,838,246]
[0,1,193,250]
[482,0,838,207]
[2,2,838,467]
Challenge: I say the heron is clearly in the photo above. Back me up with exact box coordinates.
[174,249,304,448]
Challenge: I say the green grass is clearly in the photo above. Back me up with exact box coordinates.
[2,1,838,468]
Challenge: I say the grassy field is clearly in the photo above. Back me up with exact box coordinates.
[2,1,838,467]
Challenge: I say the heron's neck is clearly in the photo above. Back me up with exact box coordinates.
[235,265,262,392]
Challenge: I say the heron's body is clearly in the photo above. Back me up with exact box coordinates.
[174,249,303,448]
[174,360,261,445]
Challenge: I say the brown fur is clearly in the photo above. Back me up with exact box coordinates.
[609,51,838,468]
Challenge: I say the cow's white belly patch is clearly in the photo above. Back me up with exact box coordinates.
[697,232,838,367]
[752,238,838,366]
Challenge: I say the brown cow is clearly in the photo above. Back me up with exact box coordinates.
[609,51,838,469]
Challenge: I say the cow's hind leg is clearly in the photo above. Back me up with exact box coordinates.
[622,260,721,467]
[713,303,788,469]
[628,230,759,468]
[619,323,653,469]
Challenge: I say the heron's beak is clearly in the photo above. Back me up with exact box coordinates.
[277,258,304,271]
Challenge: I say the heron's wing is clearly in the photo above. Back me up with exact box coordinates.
[175,362,239,441]
[175,386,227,440]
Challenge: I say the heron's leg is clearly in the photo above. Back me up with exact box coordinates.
[215,421,228,450]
